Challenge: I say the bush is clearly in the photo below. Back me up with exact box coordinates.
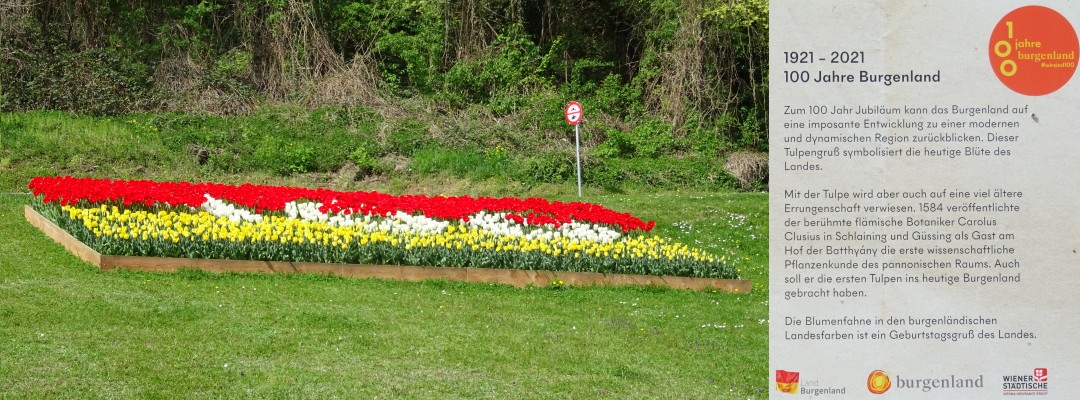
[595,117,674,159]
[349,143,383,177]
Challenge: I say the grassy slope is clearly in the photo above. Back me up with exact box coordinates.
[0,109,751,194]
[0,189,769,399]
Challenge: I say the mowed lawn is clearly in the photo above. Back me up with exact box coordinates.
[0,191,768,399]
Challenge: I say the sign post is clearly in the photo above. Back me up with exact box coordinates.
[565,101,583,197]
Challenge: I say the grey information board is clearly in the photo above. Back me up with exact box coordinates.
[769,1,1079,398]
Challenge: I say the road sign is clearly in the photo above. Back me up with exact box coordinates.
[565,101,583,125]
[564,101,584,197]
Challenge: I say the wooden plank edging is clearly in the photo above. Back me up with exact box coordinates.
[24,205,751,292]
[24,205,102,266]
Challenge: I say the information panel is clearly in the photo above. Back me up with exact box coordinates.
[769,2,1079,398]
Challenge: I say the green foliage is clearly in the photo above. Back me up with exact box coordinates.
[2,0,768,142]
[385,119,432,156]
[561,58,616,101]
[588,73,643,117]
[440,23,550,113]
[410,147,477,176]
[410,146,514,181]
[3,44,156,115]
[514,151,576,185]
[0,0,772,191]
[214,50,253,80]
[737,107,766,150]
[513,89,571,140]
[484,145,510,165]
[2,105,757,194]
[588,155,737,192]
[178,0,224,34]
[1,112,170,172]
[349,143,383,176]
[595,118,673,159]
[684,111,737,156]
[253,137,315,175]
[325,0,445,95]
[704,0,770,30]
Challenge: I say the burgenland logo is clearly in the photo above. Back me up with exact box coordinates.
[1002,367,1048,396]
[774,370,848,395]
[892,373,984,392]
[867,370,891,394]
[775,370,799,394]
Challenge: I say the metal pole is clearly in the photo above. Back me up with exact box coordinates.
[575,123,582,197]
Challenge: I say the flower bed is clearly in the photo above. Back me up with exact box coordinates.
[28,176,745,288]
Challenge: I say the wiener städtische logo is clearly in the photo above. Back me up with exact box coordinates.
[775,370,800,394]
[1002,367,1049,395]
[867,370,892,394]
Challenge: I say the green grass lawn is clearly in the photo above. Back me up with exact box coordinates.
[0,190,768,399]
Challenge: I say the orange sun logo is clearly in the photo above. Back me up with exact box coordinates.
[867,370,891,394]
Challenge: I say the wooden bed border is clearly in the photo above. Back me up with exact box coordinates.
[25,205,751,293]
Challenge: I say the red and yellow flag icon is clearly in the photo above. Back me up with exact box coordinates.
[867,370,891,394]
[775,370,800,394]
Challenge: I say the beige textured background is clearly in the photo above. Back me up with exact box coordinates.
[769,1,1079,398]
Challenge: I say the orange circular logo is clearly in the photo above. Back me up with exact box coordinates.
[989,6,1079,96]
[867,370,891,394]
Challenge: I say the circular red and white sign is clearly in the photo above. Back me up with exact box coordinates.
[564,101,583,125]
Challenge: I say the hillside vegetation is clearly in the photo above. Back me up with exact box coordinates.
[0,0,768,192]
